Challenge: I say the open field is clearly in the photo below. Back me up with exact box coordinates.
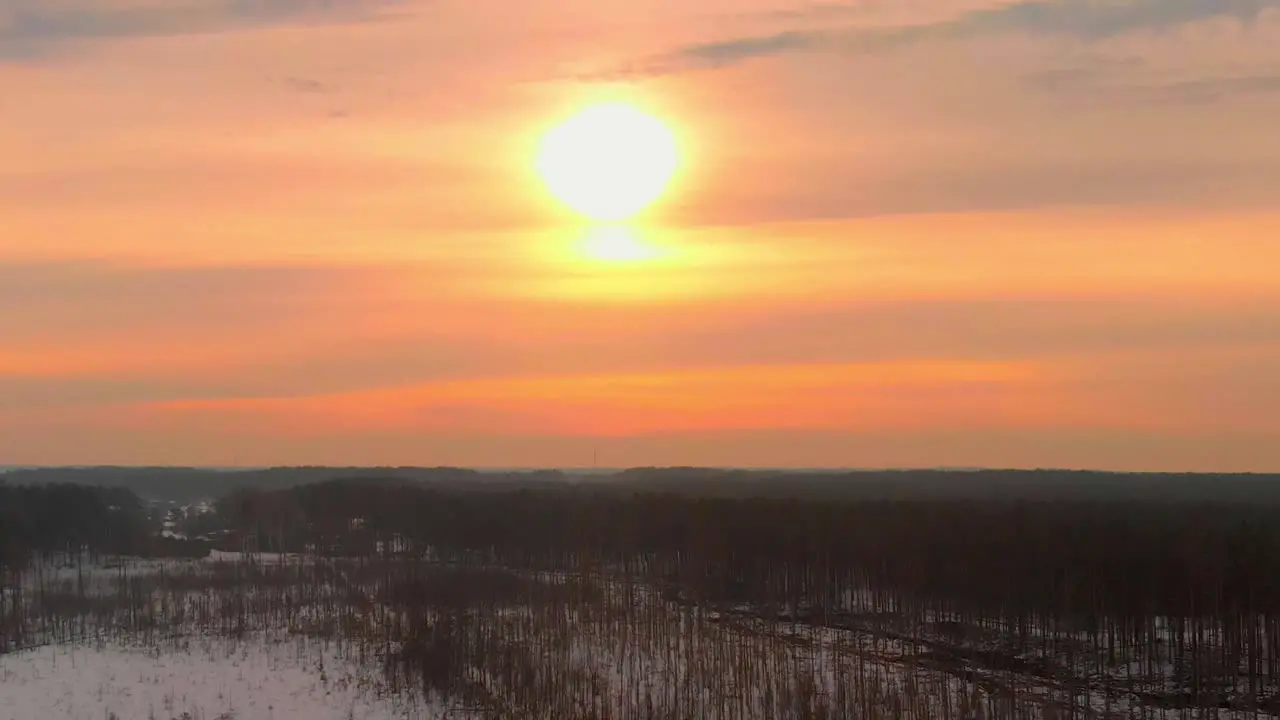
[3,632,426,720]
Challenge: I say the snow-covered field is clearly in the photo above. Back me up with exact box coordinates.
[4,553,1277,720]
[1,554,433,719]
[0,633,437,720]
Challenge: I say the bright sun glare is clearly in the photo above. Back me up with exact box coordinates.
[580,225,659,263]
[535,102,679,222]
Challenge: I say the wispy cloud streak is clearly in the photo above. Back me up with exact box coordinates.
[0,0,402,58]
[628,0,1280,76]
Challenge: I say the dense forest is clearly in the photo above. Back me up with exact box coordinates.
[203,476,1280,712]
[221,477,1280,615]
[0,483,151,568]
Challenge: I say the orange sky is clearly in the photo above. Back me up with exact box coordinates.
[2,0,1279,469]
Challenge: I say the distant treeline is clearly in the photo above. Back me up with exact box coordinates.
[0,466,568,504]
[609,467,1280,504]
[5,465,1280,505]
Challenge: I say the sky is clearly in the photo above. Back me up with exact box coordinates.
[2,0,1279,470]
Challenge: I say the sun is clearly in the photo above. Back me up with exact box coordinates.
[535,102,680,222]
